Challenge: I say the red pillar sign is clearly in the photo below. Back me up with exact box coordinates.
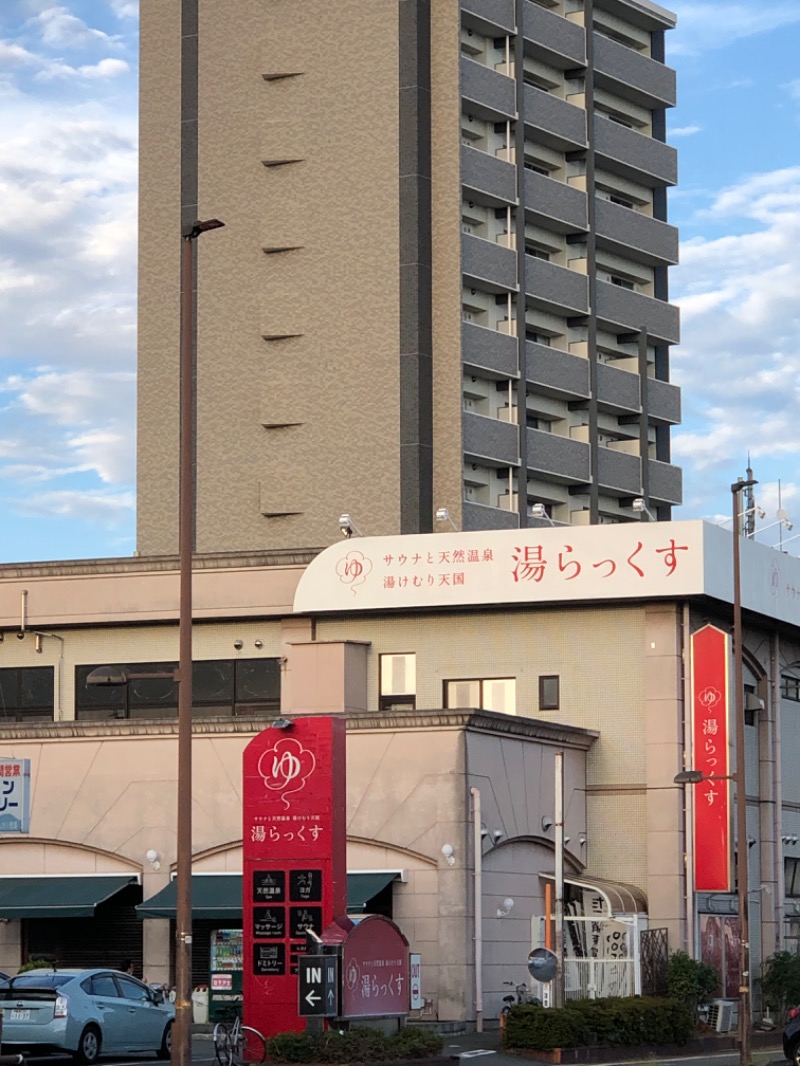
[690,625,731,892]
[243,717,346,1039]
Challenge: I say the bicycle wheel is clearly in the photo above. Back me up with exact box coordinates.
[232,1025,267,1066]
[213,1022,233,1066]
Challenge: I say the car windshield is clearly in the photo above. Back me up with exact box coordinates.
[5,973,73,989]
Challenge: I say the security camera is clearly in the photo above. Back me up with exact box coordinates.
[16,631,25,640]
[233,639,244,650]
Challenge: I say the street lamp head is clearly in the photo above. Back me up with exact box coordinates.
[674,769,705,785]
[731,477,758,494]
[183,218,225,240]
[86,665,129,687]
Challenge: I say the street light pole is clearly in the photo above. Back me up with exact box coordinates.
[732,476,757,1066]
[174,219,224,1066]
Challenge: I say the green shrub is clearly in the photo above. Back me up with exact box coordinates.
[503,996,693,1052]
[267,1033,320,1063]
[266,1025,442,1063]
[666,950,719,1018]
[17,958,53,974]
[387,1026,443,1058]
[761,951,800,1023]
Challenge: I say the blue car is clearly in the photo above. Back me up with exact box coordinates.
[0,968,174,1063]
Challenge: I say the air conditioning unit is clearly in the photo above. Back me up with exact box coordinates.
[708,999,735,1033]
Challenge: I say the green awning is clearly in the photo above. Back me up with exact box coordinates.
[137,872,399,920]
[346,872,398,913]
[137,876,242,921]
[0,876,137,919]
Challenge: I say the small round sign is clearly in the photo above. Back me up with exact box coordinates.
[527,947,558,983]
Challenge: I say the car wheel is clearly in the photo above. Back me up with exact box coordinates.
[790,1035,800,1066]
[157,1021,173,1060]
[73,1025,101,1065]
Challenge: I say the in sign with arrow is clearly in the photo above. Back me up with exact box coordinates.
[298,955,340,1017]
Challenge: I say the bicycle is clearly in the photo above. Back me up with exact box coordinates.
[500,980,542,1030]
[212,1013,267,1066]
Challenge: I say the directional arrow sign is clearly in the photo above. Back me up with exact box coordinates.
[298,954,340,1017]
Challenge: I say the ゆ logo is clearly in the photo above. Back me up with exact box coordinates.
[258,737,316,808]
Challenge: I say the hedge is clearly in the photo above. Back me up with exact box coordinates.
[267,1026,443,1063]
[503,997,694,1052]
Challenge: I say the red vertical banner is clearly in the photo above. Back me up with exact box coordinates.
[690,624,731,891]
[243,717,347,1039]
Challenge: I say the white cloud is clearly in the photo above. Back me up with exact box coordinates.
[109,0,138,18]
[669,125,702,138]
[35,56,129,81]
[32,5,119,49]
[672,166,800,495]
[667,2,800,56]
[12,487,135,525]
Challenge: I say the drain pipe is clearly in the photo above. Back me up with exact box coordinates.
[471,786,483,1033]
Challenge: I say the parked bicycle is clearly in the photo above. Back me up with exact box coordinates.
[212,1012,267,1066]
[500,980,541,1020]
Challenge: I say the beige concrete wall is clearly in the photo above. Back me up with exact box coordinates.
[139,0,406,555]
[136,0,182,555]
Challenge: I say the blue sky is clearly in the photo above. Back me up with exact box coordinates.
[1,1,799,563]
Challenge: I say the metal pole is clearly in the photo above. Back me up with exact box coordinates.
[174,232,195,1066]
[732,479,753,1066]
[554,751,564,1009]
[471,787,483,1033]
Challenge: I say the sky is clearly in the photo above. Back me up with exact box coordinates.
[1,1,800,563]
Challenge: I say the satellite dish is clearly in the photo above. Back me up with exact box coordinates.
[527,947,558,983]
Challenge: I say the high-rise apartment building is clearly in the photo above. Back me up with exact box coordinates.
[137,0,680,556]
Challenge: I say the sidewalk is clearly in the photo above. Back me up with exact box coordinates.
[440,1026,786,1066]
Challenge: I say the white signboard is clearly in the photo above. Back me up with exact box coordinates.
[293,521,800,630]
[0,758,31,834]
[409,953,423,1010]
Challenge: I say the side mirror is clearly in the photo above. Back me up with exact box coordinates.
[151,990,165,1005]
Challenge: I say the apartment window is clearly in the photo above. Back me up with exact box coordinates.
[444,678,515,714]
[539,675,560,710]
[610,275,635,290]
[0,667,54,723]
[525,242,550,261]
[786,858,800,897]
[524,160,550,176]
[782,674,800,702]
[75,659,281,720]
[527,415,552,431]
[609,194,635,209]
[525,329,551,346]
[380,654,416,711]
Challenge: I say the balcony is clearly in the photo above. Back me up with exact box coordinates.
[461,0,515,34]
[463,500,520,530]
[593,115,677,188]
[524,169,588,233]
[522,84,587,151]
[648,458,682,506]
[526,342,589,400]
[596,361,640,414]
[595,197,678,266]
[461,57,516,120]
[525,257,589,316]
[461,145,517,206]
[462,232,518,291]
[593,33,676,110]
[523,2,586,69]
[463,411,520,466]
[597,447,641,496]
[463,322,520,378]
[646,376,681,426]
[526,429,590,484]
[595,279,679,346]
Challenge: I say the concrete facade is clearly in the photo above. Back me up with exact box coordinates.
[137,0,680,557]
[2,524,800,1021]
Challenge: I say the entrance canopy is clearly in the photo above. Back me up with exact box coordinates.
[540,873,647,918]
[137,871,401,920]
[0,875,137,919]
